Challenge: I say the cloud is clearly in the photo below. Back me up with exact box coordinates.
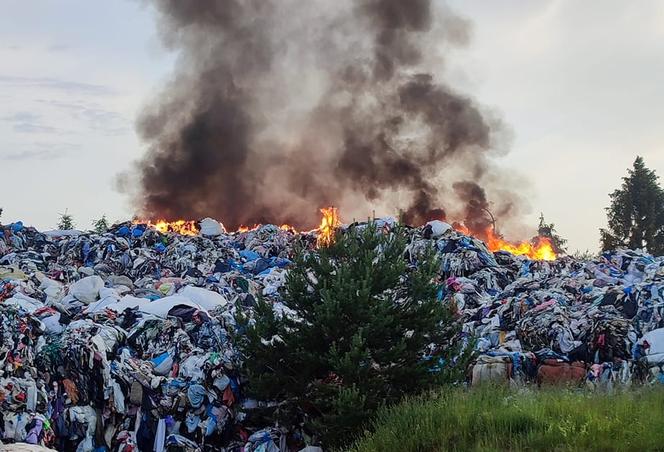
[0,142,77,161]
[1,111,61,134]
[2,112,41,123]
[12,123,59,134]
[47,44,70,53]
[37,99,130,135]
[1,149,59,161]
[80,108,130,135]
[0,75,116,96]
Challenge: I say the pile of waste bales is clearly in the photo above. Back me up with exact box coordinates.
[0,217,663,450]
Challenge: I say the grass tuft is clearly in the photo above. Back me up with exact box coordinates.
[346,386,664,451]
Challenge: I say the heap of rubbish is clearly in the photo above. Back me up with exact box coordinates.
[0,216,663,451]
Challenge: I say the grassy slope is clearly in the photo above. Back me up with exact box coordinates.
[347,387,664,452]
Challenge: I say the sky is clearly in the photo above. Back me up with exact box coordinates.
[1,0,663,253]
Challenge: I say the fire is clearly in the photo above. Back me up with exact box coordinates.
[451,222,555,260]
[316,207,341,247]
[236,224,297,234]
[138,219,296,236]
[280,224,297,233]
[135,210,553,260]
[141,219,199,236]
[236,224,260,233]
[485,229,556,261]
[452,222,471,236]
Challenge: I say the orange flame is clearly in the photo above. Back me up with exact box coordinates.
[135,211,554,260]
[236,224,260,233]
[140,219,200,236]
[235,224,297,234]
[454,224,556,261]
[280,224,297,233]
[452,222,470,236]
[317,207,341,247]
[484,229,556,261]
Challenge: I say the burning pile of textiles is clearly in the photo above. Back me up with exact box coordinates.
[0,216,663,450]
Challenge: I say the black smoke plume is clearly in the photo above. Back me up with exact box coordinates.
[126,0,520,232]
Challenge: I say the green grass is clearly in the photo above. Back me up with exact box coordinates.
[347,386,664,452]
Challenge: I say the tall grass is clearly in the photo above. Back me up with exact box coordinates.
[347,387,664,451]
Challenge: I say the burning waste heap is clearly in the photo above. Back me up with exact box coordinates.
[1,0,661,449]
[119,0,527,235]
[0,210,663,450]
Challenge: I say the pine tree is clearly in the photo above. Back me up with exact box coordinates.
[237,223,458,448]
[600,156,664,254]
[93,215,109,234]
[57,210,75,230]
[537,213,567,255]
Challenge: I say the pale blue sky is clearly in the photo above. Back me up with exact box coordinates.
[1,0,663,252]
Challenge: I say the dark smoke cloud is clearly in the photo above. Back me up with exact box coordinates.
[453,181,492,234]
[124,0,521,232]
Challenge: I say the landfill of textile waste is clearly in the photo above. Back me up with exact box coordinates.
[1,216,664,451]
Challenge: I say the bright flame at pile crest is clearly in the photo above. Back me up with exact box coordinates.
[454,224,556,261]
[237,224,260,233]
[316,207,341,247]
[137,210,553,260]
[485,229,556,261]
[141,219,199,236]
[279,224,297,233]
[235,224,296,234]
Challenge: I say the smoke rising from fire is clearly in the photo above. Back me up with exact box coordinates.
[125,0,523,232]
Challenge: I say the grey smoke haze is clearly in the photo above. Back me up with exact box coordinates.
[129,0,519,231]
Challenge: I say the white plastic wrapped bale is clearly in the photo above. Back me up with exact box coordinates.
[374,216,398,228]
[4,293,44,313]
[199,217,225,236]
[36,274,65,303]
[179,285,228,310]
[41,312,64,334]
[85,287,122,313]
[425,220,452,238]
[68,275,104,304]
[106,295,153,313]
[471,355,512,386]
[641,328,664,364]
[135,295,207,318]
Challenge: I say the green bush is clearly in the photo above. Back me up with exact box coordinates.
[238,223,458,448]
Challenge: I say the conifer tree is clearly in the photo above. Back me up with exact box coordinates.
[600,156,664,254]
[57,210,75,230]
[93,215,109,234]
[238,223,458,448]
[537,213,567,255]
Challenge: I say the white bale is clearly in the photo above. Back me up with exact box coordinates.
[4,293,44,313]
[180,286,228,310]
[69,275,105,304]
[426,220,452,238]
[641,328,664,364]
[199,218,225,236]
[138,295,206,318]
